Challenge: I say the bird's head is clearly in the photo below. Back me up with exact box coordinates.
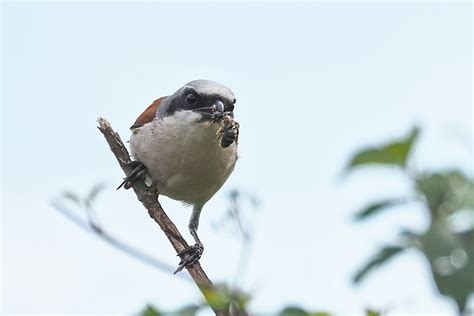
[163,79,236,121]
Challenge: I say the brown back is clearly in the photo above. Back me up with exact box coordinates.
[130,97,167,129]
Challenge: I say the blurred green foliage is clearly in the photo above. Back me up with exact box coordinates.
[345,126,419,170]
[352,198,407,221]
[347,126,474,314]
[203,283,251,313]
[140,305,162,316]
[138,284,250,315]
[353,246,405,284]
[138,303,381,316]
[278,306,332,316]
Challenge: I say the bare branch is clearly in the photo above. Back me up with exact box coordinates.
[97,117,227,315]
[51,199,192,281]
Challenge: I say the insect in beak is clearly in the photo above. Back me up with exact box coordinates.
[210,100,231,121]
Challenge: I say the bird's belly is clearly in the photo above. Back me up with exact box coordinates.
[162,156,232,204]
[130,111,237,205]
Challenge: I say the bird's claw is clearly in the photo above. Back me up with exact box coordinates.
[174,243,204,274]
[117,161,147,190]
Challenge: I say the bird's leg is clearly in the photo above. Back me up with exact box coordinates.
[174,205,204,273]
[117,161,147,190]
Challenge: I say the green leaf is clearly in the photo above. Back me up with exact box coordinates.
[354,198,407,221]
[417,223,474,313]
[366,309,380,316]
[231,291,251,309]
[176,304,201,316]
[416,170,474,217]
[279,306,310,316]
[353,246,405,284]
[139,305,162,316]
[279,307,331,316]
[202,283,251,311]
[202,287,230,310]
[345,126,419,171]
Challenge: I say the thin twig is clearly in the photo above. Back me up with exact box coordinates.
[97,117,227,315]
[51,199,192,281]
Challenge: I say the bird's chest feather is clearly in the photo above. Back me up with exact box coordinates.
[130,111,237,203]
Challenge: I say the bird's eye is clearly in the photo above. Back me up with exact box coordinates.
[185,93,198,106]
[233,98,237,104]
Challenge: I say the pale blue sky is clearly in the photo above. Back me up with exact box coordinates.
[2,2,472,315]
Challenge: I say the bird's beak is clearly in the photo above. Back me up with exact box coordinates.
[192,106,214,119]
[193,100,228,121]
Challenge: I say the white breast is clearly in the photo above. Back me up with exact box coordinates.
[129,111,238,206]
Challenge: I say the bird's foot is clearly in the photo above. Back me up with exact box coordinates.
[174,243,204,274]
[117,161,147,190]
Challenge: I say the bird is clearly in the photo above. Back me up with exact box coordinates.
[119,79,239,272]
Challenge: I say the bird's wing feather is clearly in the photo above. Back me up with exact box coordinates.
[130,96,167,129]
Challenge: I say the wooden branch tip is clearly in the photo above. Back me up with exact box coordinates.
[97,117,109,129]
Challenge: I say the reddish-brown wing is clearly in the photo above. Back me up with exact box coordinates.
[130,97,167,129]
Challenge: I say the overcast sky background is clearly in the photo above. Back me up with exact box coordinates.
[2,2,472,315]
